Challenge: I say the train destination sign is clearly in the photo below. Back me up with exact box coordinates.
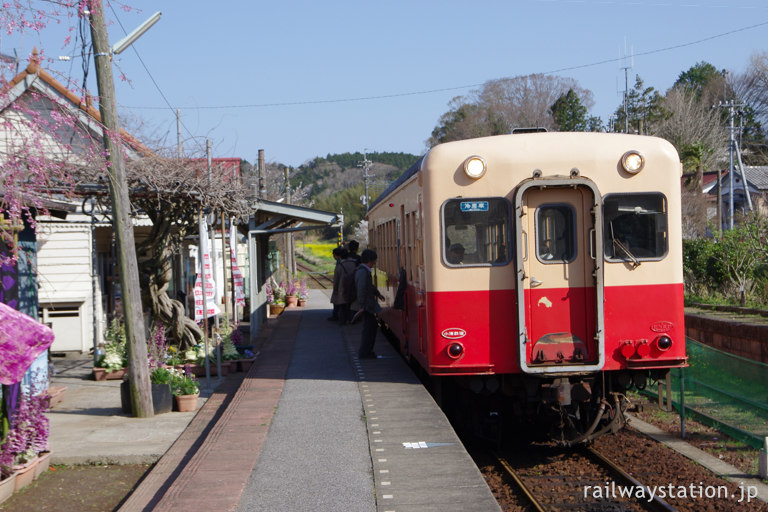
[460,201,489,212]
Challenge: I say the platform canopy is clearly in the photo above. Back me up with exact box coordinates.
[246,199,341,340]
[248,199,341,235]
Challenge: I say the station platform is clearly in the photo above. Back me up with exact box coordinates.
[118,290,501,512]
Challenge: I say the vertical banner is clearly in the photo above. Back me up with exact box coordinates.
[194,217,221,322]
[229,222,246,307]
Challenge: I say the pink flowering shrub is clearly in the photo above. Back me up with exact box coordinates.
[0,392,50,474]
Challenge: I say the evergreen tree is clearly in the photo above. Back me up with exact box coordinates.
[613,76,667,134]
[550,89,588,131]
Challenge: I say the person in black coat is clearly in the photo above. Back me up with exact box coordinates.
[355,249,383,359]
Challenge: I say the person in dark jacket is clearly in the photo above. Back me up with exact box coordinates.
[355,249,383,358]
[347,240,362,266]
[334,248,358,325]
[328,247,343,321]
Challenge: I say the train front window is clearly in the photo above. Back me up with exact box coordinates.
[442,198,511,266]
[603,193,667,262]
[535,204,576,263]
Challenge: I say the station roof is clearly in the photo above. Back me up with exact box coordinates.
[248,198,341,235]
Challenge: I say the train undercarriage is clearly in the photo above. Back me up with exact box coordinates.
[430,368,672,446]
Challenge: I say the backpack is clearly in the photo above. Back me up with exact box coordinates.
[341,264,357,302]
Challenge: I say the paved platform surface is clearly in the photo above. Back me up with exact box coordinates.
[49,357,203,465]
[116,289,499,511]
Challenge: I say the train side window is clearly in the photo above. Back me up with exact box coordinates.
[442,198,511,266]
[535,204,575,263]
[603,193,667,261]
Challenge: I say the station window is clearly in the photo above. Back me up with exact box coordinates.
[603,193,667,261]
[442,198,511,266]
[536,204,575,263]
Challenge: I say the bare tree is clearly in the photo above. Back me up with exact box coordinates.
[733,52,768,129]
[652,85,727,192]
[428,74,595,147]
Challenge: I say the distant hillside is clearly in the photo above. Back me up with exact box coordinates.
[291,152,421,235]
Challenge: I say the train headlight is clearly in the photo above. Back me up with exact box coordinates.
[656,336,673,351]
[463,156,487,179]
[620,150,645,174]
[447,343,464,359]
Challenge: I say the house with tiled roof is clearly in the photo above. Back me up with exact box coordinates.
[0,50,151,355]
[707,166,768,222]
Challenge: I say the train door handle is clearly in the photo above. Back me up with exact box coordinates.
[530,277,543,287]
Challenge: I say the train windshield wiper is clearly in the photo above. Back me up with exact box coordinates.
[609,223,641,268]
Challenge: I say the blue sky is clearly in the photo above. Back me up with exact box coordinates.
[4,0,768,167]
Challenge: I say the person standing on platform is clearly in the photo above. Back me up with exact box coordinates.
[336,248,358,325]
[356,249,383,359]
[347,240,362,266]
[328,246,343,321]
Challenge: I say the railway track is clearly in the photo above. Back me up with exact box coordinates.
[296,261,334,290]
[491,445,678,512]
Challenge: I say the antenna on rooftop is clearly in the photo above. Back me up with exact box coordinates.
[619,40,634,134]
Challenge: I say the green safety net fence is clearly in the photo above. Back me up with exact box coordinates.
[663,338,768,449]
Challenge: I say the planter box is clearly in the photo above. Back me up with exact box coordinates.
[0,473,16,506]
[237,357,258,373]
[34,451,52,480]
[235,345,254,356]
[43,386,67,409]
[121,381,173,415]
[13,458,37,491]
[93,367,127,381]
[182,363,227,377]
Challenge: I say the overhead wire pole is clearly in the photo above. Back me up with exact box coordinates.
[718,100,746,230]
[358,152,373,210]
[88,0,152,417]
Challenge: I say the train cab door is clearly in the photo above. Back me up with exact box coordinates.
[515,178,605,374]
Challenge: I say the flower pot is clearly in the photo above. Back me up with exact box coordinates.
[298,299,307,307]
[34,451,52,480]
[13,458,38,491]
[285,295,298,307]
[175,393,199,412]
[269,304,284,317]
[121,381,173,415]
[0,473,16,506]
[93,367,127,381]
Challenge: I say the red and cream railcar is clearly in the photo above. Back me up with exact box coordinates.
[368,132,686,441]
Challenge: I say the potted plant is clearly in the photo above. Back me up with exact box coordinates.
[122,366,174,415]
[237,348,258,372]
[285,279,298,307]
[94,319,128,380]
[171,369,200,412]
[220,334,241,372]
[266,278,286,316]
[298,277,309,307]
[0,392,49,492]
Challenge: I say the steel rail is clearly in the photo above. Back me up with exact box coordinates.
[495,453,548,512]
[584,447,679,512]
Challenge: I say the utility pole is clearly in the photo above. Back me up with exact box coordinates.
[718,100,746,230]
[88,0,152,417]
[258,149,266,199]
[358,152,373,210]
[176,109,182,157]
[620,44,633,134]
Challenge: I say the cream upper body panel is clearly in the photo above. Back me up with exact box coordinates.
[369,132,683,293]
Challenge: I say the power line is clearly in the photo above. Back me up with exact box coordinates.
[124,19,768,111]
